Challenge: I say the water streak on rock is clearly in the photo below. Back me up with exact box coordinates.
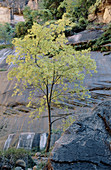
[40,133,47,150]
[17,132,35,150]
[4,134,15,150]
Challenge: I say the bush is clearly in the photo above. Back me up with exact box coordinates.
[78,17,88,30]
[15,7,39,38]
[0,148,35,169]
[15,22,27,38]
[0,44,13,50]
[0,23,14,44]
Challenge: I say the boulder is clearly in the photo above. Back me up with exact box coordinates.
[33,166,37,170]
[88,0,111,23]
[103,6,111,23]
[1,165,11,170]
[49,101,111,170]
[16,159,26,169]
[15,167,24,170]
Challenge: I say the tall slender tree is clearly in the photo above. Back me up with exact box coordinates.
[7,16,96,152]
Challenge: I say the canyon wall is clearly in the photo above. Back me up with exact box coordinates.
[0,7,11,23]
[88,0,111,23]
[0,0,39,24]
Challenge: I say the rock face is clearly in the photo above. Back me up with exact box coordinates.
[49,101,111,170]
[0,0,39,23]
[27,0,39,10]
[88,0,111,23]
[0,47,111,149]
[0,7,11,23]
[68,29,104,44]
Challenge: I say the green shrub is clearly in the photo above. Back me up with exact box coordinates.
[78,17,88,29]
[0,148,35,168]
[0,23,14,44]
[15,22,27,38]
[0,44,13,50]
[3,148,29,161]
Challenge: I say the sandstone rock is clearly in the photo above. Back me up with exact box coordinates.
[49,101,111,170]
[0,0,38,23]
[103,6,111,23]
[35,152,41,157]
[88,0,111,23]
[0,7,11,23]
[88,13,97,22]
[33,166,37,170]
[27,0,38,10]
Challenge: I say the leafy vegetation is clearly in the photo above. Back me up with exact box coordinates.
[7,16,96,152]
[0,44,13,50]
[14,0,101,38]
[39,0,96,21]
[0,23,14,44]
[89,0,102,15]
[0,148,35,168]
[93,24,111,50]
[15,6,38,38]
[73,23,111,52]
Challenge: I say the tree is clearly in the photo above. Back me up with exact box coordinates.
[39,0,64,19]
[7,16,96,152]
[15,22,27,38]
[0,23,13,44]
[58,0,96,21]
[15,7,38,38]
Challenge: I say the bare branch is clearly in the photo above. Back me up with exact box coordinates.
[51,112,73,125]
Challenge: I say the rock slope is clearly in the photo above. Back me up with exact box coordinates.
[0,46,111,149]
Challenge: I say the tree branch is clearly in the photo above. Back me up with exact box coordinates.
[35,55,40,68]
[49,67,55,103]
[51,116,66,125]
[51,112,73,125]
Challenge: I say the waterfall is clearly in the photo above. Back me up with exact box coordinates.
[40,133,47,150]
[0,48,15,69]
[0,49,12,63]
[4,132,49,150]
[17,132,35,150]
[4,134,15,150]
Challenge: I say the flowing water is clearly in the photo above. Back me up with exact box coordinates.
[0,48,15,69]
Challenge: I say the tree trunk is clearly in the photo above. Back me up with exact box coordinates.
[46,103,51,152]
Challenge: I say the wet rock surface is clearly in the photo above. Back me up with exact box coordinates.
[68,29,104,44]
[0,47,111,148]
[49,101,111,170]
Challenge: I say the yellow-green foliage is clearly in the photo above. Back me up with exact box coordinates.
[89,0,102,14]
[62,115,75,131]
[7,16,97,118]
[58,0,77,14]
